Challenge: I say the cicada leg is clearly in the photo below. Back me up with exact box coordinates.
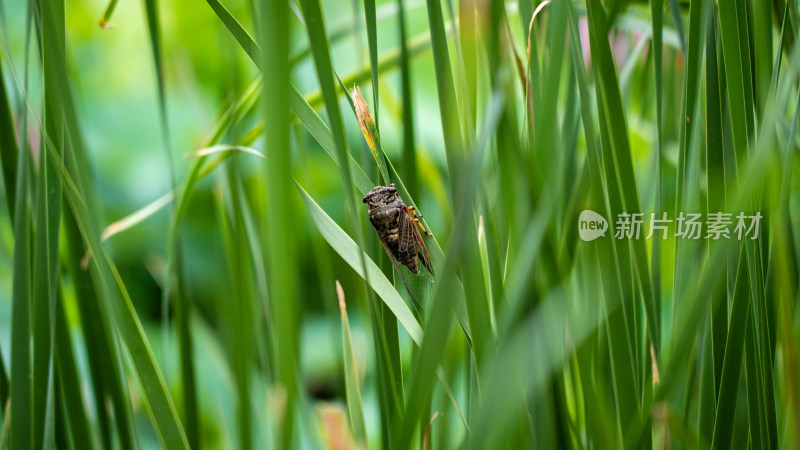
[406,206,433,236]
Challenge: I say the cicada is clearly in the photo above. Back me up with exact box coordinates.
[363,184,434,277]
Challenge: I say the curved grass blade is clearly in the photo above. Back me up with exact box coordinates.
[85,145,262,261]
[297,182,469,431]
[298,182,423,343]
[290,83,375,193]
[204,0,376,196]
[307,27,438,110]
[315,77,473,335]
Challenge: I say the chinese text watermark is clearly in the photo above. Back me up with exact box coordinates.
[578,210,762,242]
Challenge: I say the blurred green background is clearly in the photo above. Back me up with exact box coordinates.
[2,0,800,448]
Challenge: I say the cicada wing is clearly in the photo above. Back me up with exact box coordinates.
[416,236,434,277]
[400,208,434,277]
[398,208,413,253]
[377,237,422,318]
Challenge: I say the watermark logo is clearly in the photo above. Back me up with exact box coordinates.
[578,211,762,241]
[579,210,608,241]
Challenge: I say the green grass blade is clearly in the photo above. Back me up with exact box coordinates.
[219,163,256,449]
[424,0,462,156]
[587,0,659,350]
[204,0,376,197]
[296,0,410,444]
[298,182,470,437]
[383,158,471,337]
[424,0,491,372]
[645,3,665,439]
[63,211,136,450]
[629,66,786,436]
[398,250,462,449]
[171,259,198,448]
[9,109,32,450]
[362,0,380,129]
[300,178,449,439]
[205,0,259,64]
[569,9,632,444]
[649,0,663,352]
[98,0,119,28]
[706,7,728,381]
[102,255,190,449]
[733,0,755,142]
[307,27,437,110]
[583,0,645,436]
[667,0,686,52]
[33,0,66,445]
[335,281,368,445]
[718,0,751,169]
[752,0,771,115]
[289,84,375,193]
[395,87,499,450]
[477,217,497,339]
[699,12,727,443]
[711,247,750,450]
[344,84,391,185]
[0,58,17,219]
[297,182,423,344]
[31,133,57,450]
[141,1,199,446]
[397,0,418,194]
[0,346,7,415]
[743,309,764,448]
[32,0,191,442]
[54,294,95,450]
[255,0,299,446]
[675,0,709,208]
[4,0,800,446]
[142,0,173,179]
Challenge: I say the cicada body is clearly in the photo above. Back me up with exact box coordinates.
[362,184,433,276]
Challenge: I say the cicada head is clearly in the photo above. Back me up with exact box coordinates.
[362,183,399,208]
